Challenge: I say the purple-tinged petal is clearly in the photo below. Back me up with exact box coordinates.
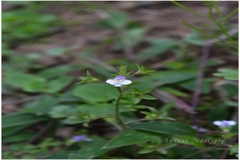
[72,135,87,142]
[114,76,126,81]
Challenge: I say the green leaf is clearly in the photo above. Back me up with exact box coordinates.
[209,104,229,122]
[132,97,142,104]
[178,79,211,94]
[45,77,73,93]
[159,102,174,114]
[3,71,46,92]
[77,140,113,158]
[116,28,147,49]
[138,147,156,154]
[38,65,75,79]
[141,95,157,100]
[163,61,186,69]
[129,121,196,136]
[184,31,205,45]
[96,12,129,30]
[49,105,73,118]
[72,83,118,103]
[103,130,159,149]
[78,70,100,84]
[137,38,178,62]
[91,66,113,78]
[213,68,238,80]
[136,64,156,75]
[222,83,238,97]
[3,132,35,143]
[230,144,238,155]
[140,70,197,87]
[159,87,188,97]
[2,112,47,128]
[106,12,129,29]
[3,124,32,137]
[26,95,59,115]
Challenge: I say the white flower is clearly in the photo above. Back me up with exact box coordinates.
[106,75,132,87]
[213,120,236,127]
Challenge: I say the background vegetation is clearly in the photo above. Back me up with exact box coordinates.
[2,1,238,159]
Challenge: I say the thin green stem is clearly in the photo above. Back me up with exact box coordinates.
[219,8,238,23]
[212,2,226,27]
[115,87,126,132]
[171,0,206,17]
[181,21,217,39]
[207,4,238,50]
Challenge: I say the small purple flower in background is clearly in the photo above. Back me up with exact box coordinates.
[106,75,132,87]
[71,135,93,142]
[213,120,236,127]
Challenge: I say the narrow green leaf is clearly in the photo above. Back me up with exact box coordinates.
[38,65,75,79]
[45,77,73,93]
[178,79,211,94]
[230,144,238,155]
[159,87,189,97]
[3,132,35,143]
[3,71,46,92]
[3,124,32,137]
[137,38,178,62]
[141,95,157,100]
[140,70,197,87]
[103,130,159,149]
[133,97,142,104]
[129,121,197,136]
[213,68,238,80]
[159,102,174,113]
[2,112,47,128]
[138,147,156,154]
[29,95,59,115]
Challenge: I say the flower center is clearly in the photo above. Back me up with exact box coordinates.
[114,76,126,83]
[221,120,228,127]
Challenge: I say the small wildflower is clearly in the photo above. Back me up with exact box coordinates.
[213,120,236,127]
[71,135,92,142]
[106,75,132,87]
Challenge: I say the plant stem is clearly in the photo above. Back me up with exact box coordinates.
[207,4,238,50]
[115,87,127,132]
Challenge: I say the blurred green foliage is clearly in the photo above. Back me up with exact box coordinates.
[2,1,238,159]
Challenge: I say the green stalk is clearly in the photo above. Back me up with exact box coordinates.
[115,87,126,132]
[219,8,238,23]
[181,21,217,39]
[171,0,206,17]
[207,4,238,50]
